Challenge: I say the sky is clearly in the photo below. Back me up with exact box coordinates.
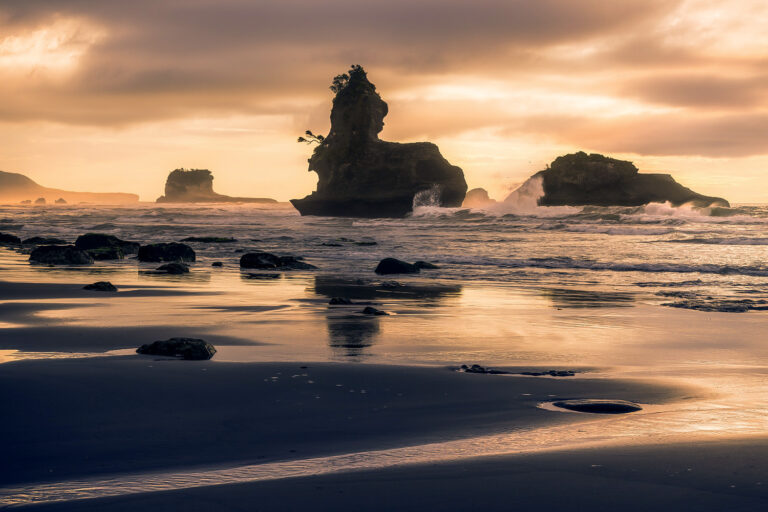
[1,0,766,202]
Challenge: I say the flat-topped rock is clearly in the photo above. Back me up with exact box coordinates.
[136,337,216,360]
[156,169,276,204]
[138,242,196,263]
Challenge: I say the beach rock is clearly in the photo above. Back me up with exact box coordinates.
[87,246,125,260]
[75,233,140,255]
[156,262,190,274]
[462,188,497,208]
[34,197,46,205]
[138,242,196,262]
[535,152,729,208]
[459,364,509,375]
[29,245,94,265]
[0,232,21,245]
[552,399,642,414]
[329,297,354,305]
[211,261,223,267]
[521,370,576,377]
[375,258,420,275]
[22,236,67,246]
[361,306,388,315]
[181,237,238,243]
[355,240,378,246]
[290,65,467,218]
[136,337,216,360]
[156,168,276,204]
[83,281,118,292]
[414,260,439,269]
[55,198,67,204]
[243,273,281,279]
[240,252,317,270]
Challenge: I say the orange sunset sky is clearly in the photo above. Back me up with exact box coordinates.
[1,0,766,202]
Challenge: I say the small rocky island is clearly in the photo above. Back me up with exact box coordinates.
[534,152,729,208]
[156,169,276,204]
[291,65,467,218]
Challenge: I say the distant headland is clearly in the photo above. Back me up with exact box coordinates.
[156,169,276,204]
[291,65,467,218]
[531,152,729,208]
[0,170,139,205]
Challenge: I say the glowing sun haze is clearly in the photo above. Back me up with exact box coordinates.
[1,0,766,202]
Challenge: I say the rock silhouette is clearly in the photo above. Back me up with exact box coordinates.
[0,170,138,204]
[156,169,276,204]
[463,188,496,208]
[291,66,467,218]
[535,152,729,208]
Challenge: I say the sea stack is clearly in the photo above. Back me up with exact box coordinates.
[533,152,729,208]
[156,169,276,204]
[290,65,467,218]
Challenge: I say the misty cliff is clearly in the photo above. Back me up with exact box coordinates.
[290,65,467,218]
[534,152,729,208]
[156,169,276,204]
[0,170,139,205]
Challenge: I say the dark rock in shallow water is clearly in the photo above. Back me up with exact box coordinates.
[329,297,354,305]
[87,246,124,260]
[459,364,509,375]
[290,65,467,218]
[136,337,216,360]
[240,252,317,270]
[22,236,67,246]
[83,281,117,292]
[243,273,281,279]
[375,258,420,275]
[156,262,190,274]
[414,260,439,270]
[156,168,276,204]
[29,245,93,265]
[521,370,576,377]
[181,236,237,243]
[361,306,388,315]
[75,233,139,255]
[552,399,642,414]
[534,152,729,208]
[211,261,223,267]
[138,242,196,262]
[0,232,21,245]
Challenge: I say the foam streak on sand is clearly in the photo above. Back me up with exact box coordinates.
[2,392,767,508]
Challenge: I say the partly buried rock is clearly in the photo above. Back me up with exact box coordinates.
[29,245,93,265]
[136,337,216,360]
[22,236,67,246]
[75,233,140,260]
[375,257,420,275]
[155,262,190,274]
[290,65,467,218]
[532,152,729,208]
[361,306,388,315]
[240,252,317,270]
[414,260,439,269]
[83,281,117,292]
[0,232,21,245]
[552,399,642,414]
[138,242,196,262]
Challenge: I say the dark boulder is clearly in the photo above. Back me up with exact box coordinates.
[552,399,642,414]
[361,306,388,316]
[29,245,93,265]
[374,258,420,275]
[0,232,21,245]
[75,233,140,255]
[290,65,467,218]
[83,281,117,292]
[22,236,67,246]
[414,260,439,269]
[88,246,124,260]
[240,252,317,270]
[136,337,216,360]
[138,242,196,262]
[329,297,354,305]
[534,152,729,208]
[211,261,223,267]
[155,262,190,274]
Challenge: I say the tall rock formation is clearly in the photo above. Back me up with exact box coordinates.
[534,152,729,208]
[156,169,276,203]
[291,66,467,218]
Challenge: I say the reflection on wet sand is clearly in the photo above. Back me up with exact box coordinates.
[326,314,380,358]
[313,276,462,301]
[542,288,635,309]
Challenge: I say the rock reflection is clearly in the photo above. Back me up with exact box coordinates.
[326,314,380,358]
[542,288,635,309]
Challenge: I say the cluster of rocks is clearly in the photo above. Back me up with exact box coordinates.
[240,252,317,270]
